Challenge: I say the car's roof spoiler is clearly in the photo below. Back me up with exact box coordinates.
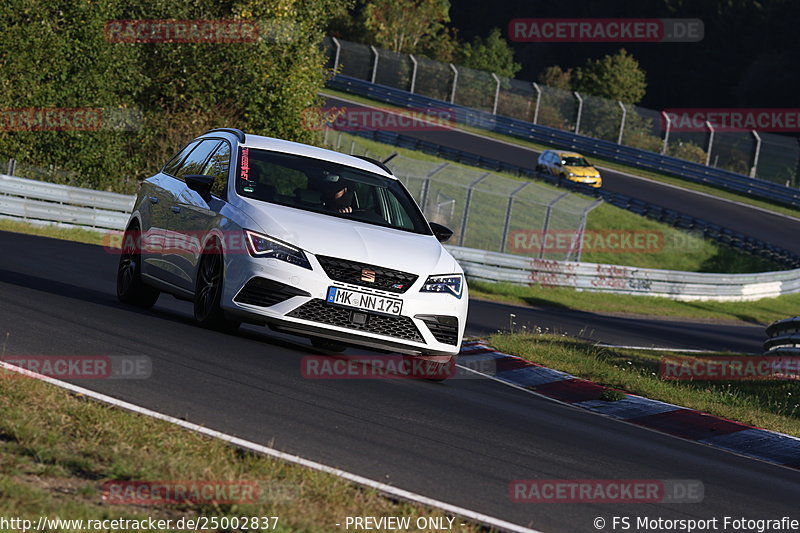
[355,155,394,175]
[204,128,246,143]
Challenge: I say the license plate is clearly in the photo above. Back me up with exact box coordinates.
[326,287,402,316]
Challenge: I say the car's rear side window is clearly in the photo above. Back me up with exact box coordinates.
[203,142,231,199]
[175,140,221,180]
[163,141,200,176]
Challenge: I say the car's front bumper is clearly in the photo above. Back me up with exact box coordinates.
[221,253,467,356]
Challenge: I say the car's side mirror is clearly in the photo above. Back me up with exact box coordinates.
[429,222,454,243]
[185,174,215,201]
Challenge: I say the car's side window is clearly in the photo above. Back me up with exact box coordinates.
[175,140,221,180]
[163,141,200,176]
[202,141,231,199]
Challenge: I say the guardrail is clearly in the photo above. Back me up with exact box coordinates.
[0,174,133,230]
[344,128,800,269]
[447,245,800,302]
[328,74,800,210]
[1,174,798,302]
[764,317,800,354]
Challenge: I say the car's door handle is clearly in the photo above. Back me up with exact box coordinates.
[149,196,159,204]
[170,206,181,214]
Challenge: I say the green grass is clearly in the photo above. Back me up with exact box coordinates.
[470,280,800,325]
[326,130,778,274]
[0,368,485,532]
[487,333,800,437]
[322,88,800,220]
[0,219,110,247]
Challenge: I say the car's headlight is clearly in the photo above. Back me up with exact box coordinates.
[568,172,575,177]
[420,274,464,298]
[244,230,312,270]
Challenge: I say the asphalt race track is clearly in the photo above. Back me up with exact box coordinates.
[1,230,795,533]
[324,95,800,254]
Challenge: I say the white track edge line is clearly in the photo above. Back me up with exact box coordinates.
[0,360,541,533]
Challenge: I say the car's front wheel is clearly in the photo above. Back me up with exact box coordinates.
[117,223,160,308]
[194,241,240,333]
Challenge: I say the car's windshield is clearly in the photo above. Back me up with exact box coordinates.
[235,147,431,235]
[562,156,591,167]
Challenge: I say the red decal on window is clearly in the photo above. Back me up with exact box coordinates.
[240,147,250,181]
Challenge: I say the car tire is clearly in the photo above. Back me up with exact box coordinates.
[194,241,241,333]
[117,223,160,308]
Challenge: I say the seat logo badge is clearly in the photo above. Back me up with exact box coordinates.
[361,269,376,283]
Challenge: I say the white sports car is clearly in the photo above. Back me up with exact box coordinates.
[117,128,468,358]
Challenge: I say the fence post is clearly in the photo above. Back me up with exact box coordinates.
[449,64,458,104]
[419,163,449,212]
[500,182,531,253]
[661,111,671,155]
[538,192,569,259]
[573,91,583,134]
[574,199,604,262]
[531,83,541,124]
[409,54,418,94]
[705,120,715,166]
[617,101,627,145]
[7,159,16,176]
[491,73,501,115]
[370,45,379,84]
[331,37,341,73]
[750,130,761,178]
[459,172,491,246]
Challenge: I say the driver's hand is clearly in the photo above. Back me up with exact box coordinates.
[337,206,352,213]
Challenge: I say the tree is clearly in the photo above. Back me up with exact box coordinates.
[0,0,351,192]
[363,0,451,54]
[537,65,573,91]
[459,28,521,78]
[573,49,647,104]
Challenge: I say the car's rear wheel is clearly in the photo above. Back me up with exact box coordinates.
[117,223,160,308]
[194,241,240,333]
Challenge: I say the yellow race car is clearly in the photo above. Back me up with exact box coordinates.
[536,149,602,188]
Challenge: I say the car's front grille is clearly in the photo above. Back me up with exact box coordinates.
[417,315,459,346]
[234,278,310,308]
[315,255,418,293]
[287,299,424,342]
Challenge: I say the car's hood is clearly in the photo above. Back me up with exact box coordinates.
[240,199,459,275]
[564,166,599,177]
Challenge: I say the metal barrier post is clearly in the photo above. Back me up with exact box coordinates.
[705,121,715,166]
[661,111,671,155]
[370,46,379,84]
[331,37,341,72]
[574,199,603,262]
[419,163,449,211]
[751,130,761,178]
[459,172,491,246]
[500,182,531,253]
[532,83,541,124]
[7,159,16,176]
[409,54,418,94]
[538,191,569,259]
[449,64,458,104]
[617,101,627,145]
[491,73,501,115]
[574,91,583,134]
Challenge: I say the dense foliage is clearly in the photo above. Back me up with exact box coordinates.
[0,0,350,192]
